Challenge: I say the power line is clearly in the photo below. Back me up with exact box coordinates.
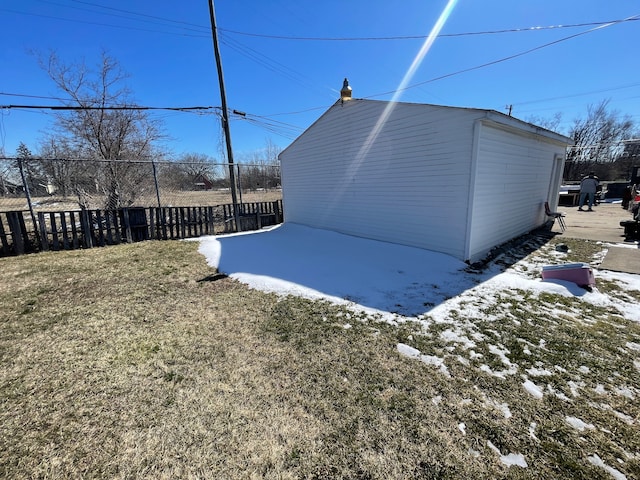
[363,14,640,100]
[67,0,206,30]
[0,8,208,38]
[511,82,640,107]
[36,0,208,34]
[258,16,639,119]
[0,104,219,112]
[0,92,74,102]
[219,33,334,99]
[239,114,304,140]
[6,5,639,42]
[219,17,640,41]
[0,156,280,167]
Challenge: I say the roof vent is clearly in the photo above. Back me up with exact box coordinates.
[340,78,352,101]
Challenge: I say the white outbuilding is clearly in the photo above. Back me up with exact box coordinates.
[279,85,571,263]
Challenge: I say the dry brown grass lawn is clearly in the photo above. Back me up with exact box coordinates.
[0,238,638,479]
[0,189,282,212]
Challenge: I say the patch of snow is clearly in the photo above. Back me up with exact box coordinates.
[198,224,475,320]
[595,403,635,425]
[523,379,544,399]
[479,364,510,379]
[587,454,627,480]
[486,441,501,455]
[468,350,483,360]
[458,423,466,435]
[626,342,640,352]
[620,449,637,461]
[550,389,571,402]
[500,453,528,468]
[612,410,635,425]
[529,422,539,441]
[614,387,635,400]
[397,344,450,377]
[397,343,421,358]
[421,354,451,377]
[568,380,583,397]
[456,355,470,366]
[594,384,606,395]
[486,441,528,468]
[526,367,553,377]
[440,328,476,349]
[197,224,640,325]
[579,365,590,374]
[565,416,595,431]
[481,344,518,377]
[482,394,512,419]
[489,345,513,367]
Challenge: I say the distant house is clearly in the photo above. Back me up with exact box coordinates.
[0,178,23,195]
[193,174,214,191]
[279,84,571,263]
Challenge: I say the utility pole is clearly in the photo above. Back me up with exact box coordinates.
[208,0,241,230]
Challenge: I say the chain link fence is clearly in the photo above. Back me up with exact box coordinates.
[0,157,282,212]
[0,157,283,256]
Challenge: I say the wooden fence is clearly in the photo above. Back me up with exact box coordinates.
[0,200,283,257]
[221,200,283,232]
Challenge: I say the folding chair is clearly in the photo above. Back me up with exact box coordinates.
[545,201,566,231]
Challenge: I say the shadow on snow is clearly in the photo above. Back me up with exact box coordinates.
[198,223,560,317]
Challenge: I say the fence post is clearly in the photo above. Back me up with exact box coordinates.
[180,208,186,238]
[256,202,262,229]
[0,215,11,253]
[37,212,49,251]
[273,200,281,224]
[49,213,60,251]
[122,208,133,243]
[152,160,162,208]
[16,157,40,246]
[80,209,94,248]
[6,211,26,255]
[69,211,80,249]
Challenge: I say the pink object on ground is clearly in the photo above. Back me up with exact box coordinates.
[541,263,596,288]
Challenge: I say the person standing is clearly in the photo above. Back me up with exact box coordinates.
[578,172,599,211]
[622,185,633,209]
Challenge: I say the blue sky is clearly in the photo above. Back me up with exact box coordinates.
[1,0,639,161]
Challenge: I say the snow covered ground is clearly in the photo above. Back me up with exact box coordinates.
[197,223,640,477]
[197,223,640,323]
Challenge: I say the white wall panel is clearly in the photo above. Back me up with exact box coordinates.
[280,100,568,262]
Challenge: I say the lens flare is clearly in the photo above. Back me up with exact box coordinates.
[323,0,459,219]
[355,0,459,164]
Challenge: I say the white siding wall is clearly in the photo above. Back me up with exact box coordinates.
[466,120,566,262]
[280,100,476,259]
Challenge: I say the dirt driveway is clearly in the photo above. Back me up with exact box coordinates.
[550,201,637,244]
[550,200,640,274]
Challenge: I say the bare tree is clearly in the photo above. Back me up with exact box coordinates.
[525,112,563,133]
[239,139,282,191]
[613,136,640,181]
[41,51,164,208]
[565,100,634,181]
[38,138,85,198]
[180,153,220,183]
[157,153,220,191]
